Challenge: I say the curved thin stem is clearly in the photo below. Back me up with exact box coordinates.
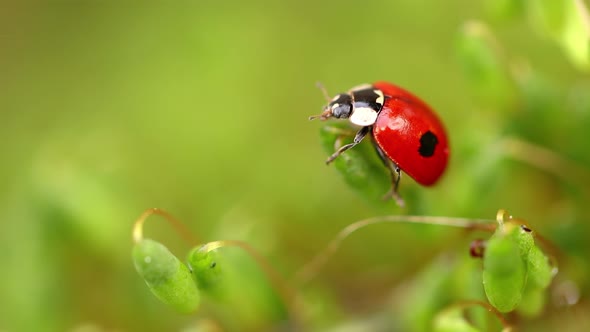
[200,240,304,330]
[450,300,511,330]
[294,215,496,285]
[132,208,198,245]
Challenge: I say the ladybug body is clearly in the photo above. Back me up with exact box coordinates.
[311,81,449,204]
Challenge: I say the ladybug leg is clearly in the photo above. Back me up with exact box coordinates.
[371,137,405,207]
[392,164,402,196]
[325,126,370,164]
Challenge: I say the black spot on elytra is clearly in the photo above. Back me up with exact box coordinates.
[210,262,217,268]
[418,131,438,157]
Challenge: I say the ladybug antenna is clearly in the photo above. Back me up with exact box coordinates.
[316,81,331,102]
[309,82,333,121]
[308,107,331,121]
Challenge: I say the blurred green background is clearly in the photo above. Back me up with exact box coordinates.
[1,1,589,331]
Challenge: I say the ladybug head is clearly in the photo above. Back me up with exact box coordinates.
[328,94,354,119]
[310,93,353,121]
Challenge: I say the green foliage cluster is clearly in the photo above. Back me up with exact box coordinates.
[132,233,288,331]
[482,222,552,313]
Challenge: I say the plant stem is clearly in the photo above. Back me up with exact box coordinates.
[132,208,198,245]
[294,215,496,285]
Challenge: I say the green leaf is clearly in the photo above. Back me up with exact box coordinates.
[133,239,200,313]
[482,227,527,312]
[319,122,390,202]
[434,307,481,332]
[187,246,223,291]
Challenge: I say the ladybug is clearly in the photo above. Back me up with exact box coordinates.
[310,81,449,205]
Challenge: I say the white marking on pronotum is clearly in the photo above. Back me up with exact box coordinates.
[375,89,384,105]
[350,107,378,126]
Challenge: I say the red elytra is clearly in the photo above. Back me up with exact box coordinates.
[372,81,449,186]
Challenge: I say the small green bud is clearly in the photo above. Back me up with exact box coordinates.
[482,228,526,312]
[133,239,200,313]
[517,282,546,317]
[187,246,223,290]
[525,245,553,289]
[514,225,534,260]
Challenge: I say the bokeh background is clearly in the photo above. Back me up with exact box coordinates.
[1,1,589,331]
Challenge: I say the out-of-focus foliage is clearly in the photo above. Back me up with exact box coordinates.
[527,0,590,70]
[433,307,481,332]
[1,0,590,331]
